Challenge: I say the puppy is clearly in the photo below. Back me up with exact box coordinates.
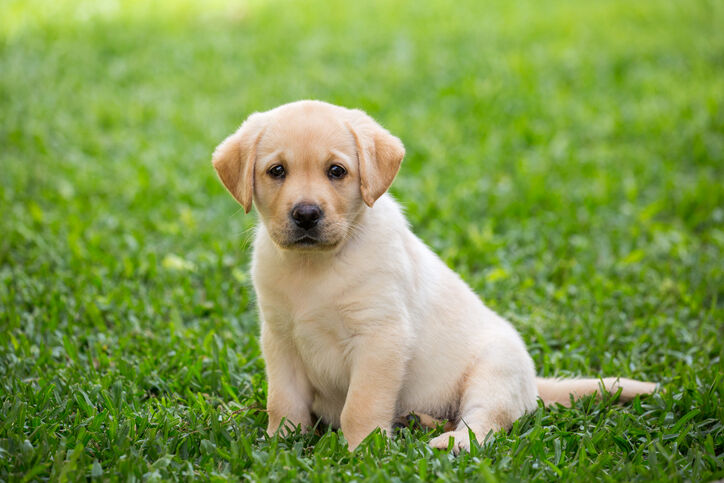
[212,100,656,452]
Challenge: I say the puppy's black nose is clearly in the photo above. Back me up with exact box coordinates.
[291,203,322,230]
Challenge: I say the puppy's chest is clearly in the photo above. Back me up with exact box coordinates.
[291,310,351,389]
[258,272,354,393]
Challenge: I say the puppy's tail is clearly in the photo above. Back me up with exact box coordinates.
[536,377,657,407]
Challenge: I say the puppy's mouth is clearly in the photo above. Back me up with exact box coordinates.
[269,223,346,251]
[293,235,321,246]
[280,231,340,251]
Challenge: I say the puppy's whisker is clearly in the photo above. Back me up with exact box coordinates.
[229,225,257,250]
[230,224,255,240]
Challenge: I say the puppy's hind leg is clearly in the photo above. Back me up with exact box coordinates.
[429,353,538,453]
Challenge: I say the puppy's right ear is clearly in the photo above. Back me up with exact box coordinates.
[212,113,266,213]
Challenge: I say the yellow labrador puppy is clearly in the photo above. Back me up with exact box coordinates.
[212,100,656,452]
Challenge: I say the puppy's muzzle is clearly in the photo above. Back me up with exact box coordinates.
[291,203,323,231]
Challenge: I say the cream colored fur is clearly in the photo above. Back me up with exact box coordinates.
[212,100,656,453]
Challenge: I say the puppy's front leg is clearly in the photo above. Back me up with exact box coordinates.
[340,335,407,450]
[261,320,313,436]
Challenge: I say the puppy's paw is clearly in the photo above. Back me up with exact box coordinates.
[266,418,307,438]
[429,430,471,454]
[266,423,288,437]
[344,426,392,452]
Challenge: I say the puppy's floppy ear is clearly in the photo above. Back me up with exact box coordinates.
[211,113,266,213]
[346,110,405,207]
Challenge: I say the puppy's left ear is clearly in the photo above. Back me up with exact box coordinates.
[346,110,405,207]
[212,113,266,213]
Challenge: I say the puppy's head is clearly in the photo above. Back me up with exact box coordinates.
[212,100,404,251]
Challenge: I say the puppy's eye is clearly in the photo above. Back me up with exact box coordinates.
[268,164,286,179]
[328,164,347,180]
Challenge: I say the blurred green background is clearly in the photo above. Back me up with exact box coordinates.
[1,0,722,480]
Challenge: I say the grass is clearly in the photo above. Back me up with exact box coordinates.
[1,0,722,480]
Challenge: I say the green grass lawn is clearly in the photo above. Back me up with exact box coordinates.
[1,0,723,480]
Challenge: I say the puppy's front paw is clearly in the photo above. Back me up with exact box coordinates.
[345,427,391,452]
[266,417,307,437]
[429,430,472,454]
